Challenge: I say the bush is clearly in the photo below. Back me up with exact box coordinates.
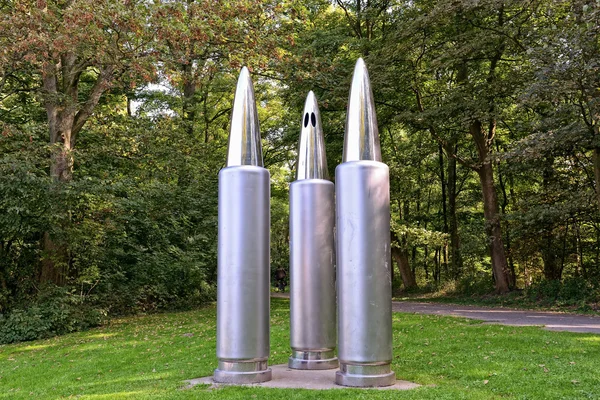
[456,274,495,296]
[0,287,107,344]
[525,278,600,307]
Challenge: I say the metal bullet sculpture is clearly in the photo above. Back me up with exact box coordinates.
[214,67,272,384]
[288,91,337,370]
[335,59,395,387]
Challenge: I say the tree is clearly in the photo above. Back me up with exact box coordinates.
[151,0,286,140]
[0,0,291,284]
[371,0,542,293]
[0,1,158,183]
[0,0,159,283]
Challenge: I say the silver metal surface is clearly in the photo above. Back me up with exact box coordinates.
[214,67,271,384]
[215,165,271,383]
[288,91,337,371]
[289,180,336,370]
[288,350,338,370]
[335,58,394,387]
[296,91,329,180]
[342,58,382,163]
[335,363,396,387]
[214,360,272,384]
[226,67,263,167]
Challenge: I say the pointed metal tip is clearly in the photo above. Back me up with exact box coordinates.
[226,67,263,167]
[342,58,381,162]
[296,91,328,180]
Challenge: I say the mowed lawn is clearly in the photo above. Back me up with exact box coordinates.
[0,298,598,399]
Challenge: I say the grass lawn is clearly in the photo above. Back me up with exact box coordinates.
[0,298,598,399]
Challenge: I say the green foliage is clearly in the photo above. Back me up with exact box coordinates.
[3,0,600,340]
[454,275,497,297]
[526,278,600,307]
[1,104,221,341]
[0,124,52,311]
[0,286,106,344]
[68,114,221,315]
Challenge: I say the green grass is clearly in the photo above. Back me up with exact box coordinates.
[1,298,599,399]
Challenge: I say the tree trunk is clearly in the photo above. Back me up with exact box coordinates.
[41,72,76,285]
[540,157,561,281]
[392,246,417,289]
[447,144,463,279]
[575,218,587,278]
[40,60,114,285]
[471,120,510,294]
[541,231,561,281]
[433,247,440,284]
[392,206,418,291]
[182,62,196,136]
[592,146,600,212]
[496,143,516,287]
[438,143,448,275]
[423,245,429,280]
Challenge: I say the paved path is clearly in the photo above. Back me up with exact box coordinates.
[391,302,600,334]
[272,293,600,334]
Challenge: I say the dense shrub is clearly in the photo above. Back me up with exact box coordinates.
[0,287,107,344]
[0,118,222,343]
[455,274,495,296]
[525,278,600,306]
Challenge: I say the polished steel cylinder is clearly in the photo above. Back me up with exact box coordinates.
[335,161,394,386]
[288,91,337,370]
[289,180,337,369]
[215,166,271,383]
[214,67,271,384]
[335,58,395,387]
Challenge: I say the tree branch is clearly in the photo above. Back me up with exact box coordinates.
[72,65,115,143]
[335,0,362,38]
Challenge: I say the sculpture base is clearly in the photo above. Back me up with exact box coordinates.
[288,350,338,370]
[335,363,395,387]
[213,360,272,384]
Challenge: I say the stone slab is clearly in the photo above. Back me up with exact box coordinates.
[185,364,420,391]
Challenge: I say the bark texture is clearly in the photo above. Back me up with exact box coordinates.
[392,246,418,290]
[471,120,511,294]
[40,58,114,284]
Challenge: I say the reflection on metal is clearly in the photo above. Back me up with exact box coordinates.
[342,58,382,163]
[296,91,329,180]
[214,67,272,384]
[226,67,263,167]
[335,58,395,387]
[289,91,337,370]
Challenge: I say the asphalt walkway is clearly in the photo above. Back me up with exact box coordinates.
[391,301,600,334]
[272,293,600,334]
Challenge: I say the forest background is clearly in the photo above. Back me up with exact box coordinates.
[1,0,599,344]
